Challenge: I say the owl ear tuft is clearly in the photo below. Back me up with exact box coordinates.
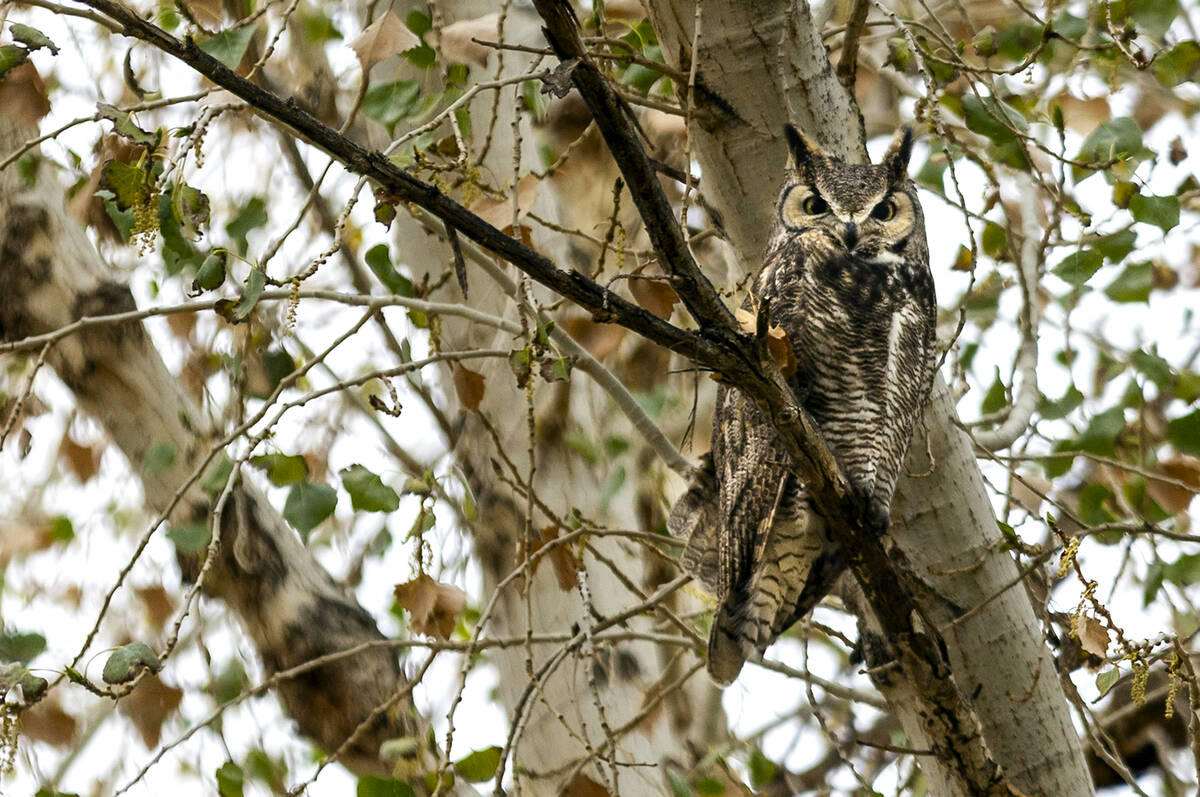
[883,127,914,184]
[784,124,823,179]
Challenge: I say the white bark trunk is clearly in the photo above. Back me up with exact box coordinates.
[647,1,1093,794]
[381,7,718,793]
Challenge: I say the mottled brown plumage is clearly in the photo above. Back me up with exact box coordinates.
[669,125,938,685]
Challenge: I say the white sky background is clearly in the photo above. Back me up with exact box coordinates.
[2,3,1200,795]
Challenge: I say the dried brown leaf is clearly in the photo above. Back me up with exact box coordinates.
[136,585,176,630]
[1078,615,1110,658]
[563,772,611,797]
[1011,473,1051,514]
[735,307,798,378]
[1147,456,1200,516]
[394,573,467,639]
[19,697,77,747]
[470,174,539,230]
[562,315,628,362]
[629,278,679,320]
[452,363,486,410]
[59,435,102,483]
[118,672,183,749]
[165,310,198,340]
[0,63,50,128]
[516,526,580,594]
[349,12,419,75]
[440,13,499,66]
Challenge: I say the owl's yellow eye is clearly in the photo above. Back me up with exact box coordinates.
[871,198,897,221]
[802,195,829,215]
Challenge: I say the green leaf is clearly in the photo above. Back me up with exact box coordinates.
[0,44,27,80]
[357,775,416,797]
[96,103,160,148]
[364,244,412,295]
[166,522,211,553]
[340,464,400,512]
[1143,562,1165,606]
[0,631,46,664]
[10,23,58,54]
[1131,349,1172,388]
[1039,384,1083,420]
[1096,668,1120,698]
[961,94,1027,144]
[1152,40,1200,86]
[250,453,308,485]
[362,80,421,134]
[223,267,266,323]
[1052,250,1103,287]
[209,660,248,704]
[143,442,176,475]
[96,189,135,241]
[1167,409,1200,455]
[1129,194,1180,233]
[405,9,432,37]
[980,222,1008,259]
[981,368,1007,414]
[1072,117,1147,181]
[259,348,295,394]
[694,776,725,795]
[200,457,235,497]
[215,761,245,797]
[225,197,267,256]
[192,251,228,293]
[1093,229,1136,262]
[283,481,338,536]
[1164,552,1200,585]
[99,159,151,209]
[666,767,692,797]
[199,25,255,70]
[748,750,777,789]
[453,746,502,782]
[102,641,159,684]
[1077,407,1125,456]
[1104,261,1153,303]
[1079,483,1115,525]
[1127,0,1180,37]
[49,515,75,542]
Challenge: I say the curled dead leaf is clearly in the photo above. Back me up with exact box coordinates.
[1146,456,1200,516]
[349,12,419,75]
[394,573,467,639]
[734,306,797,378]
[629,277,679,320]
[1077,615,1110,659]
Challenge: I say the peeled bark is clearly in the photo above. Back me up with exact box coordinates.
[647,1,1093,794]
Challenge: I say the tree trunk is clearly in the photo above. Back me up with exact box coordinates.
[647,1,1093,794]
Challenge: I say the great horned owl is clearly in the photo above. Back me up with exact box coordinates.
[669,125,938,685]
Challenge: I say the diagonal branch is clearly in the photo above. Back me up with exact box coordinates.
[530,0,736,333]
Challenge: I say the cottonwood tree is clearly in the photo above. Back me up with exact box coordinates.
[1,0,1199,794]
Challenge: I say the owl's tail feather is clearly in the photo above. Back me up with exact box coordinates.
[707,592,759,686]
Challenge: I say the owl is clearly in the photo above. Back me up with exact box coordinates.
[669,125,938,685]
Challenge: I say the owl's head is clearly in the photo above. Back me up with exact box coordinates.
[775,125,923,266]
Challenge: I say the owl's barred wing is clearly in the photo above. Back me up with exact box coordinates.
[666,454,722,595]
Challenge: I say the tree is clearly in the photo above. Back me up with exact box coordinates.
[1,0,1198,794]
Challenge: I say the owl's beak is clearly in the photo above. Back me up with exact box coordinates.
[841,221,858,250]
